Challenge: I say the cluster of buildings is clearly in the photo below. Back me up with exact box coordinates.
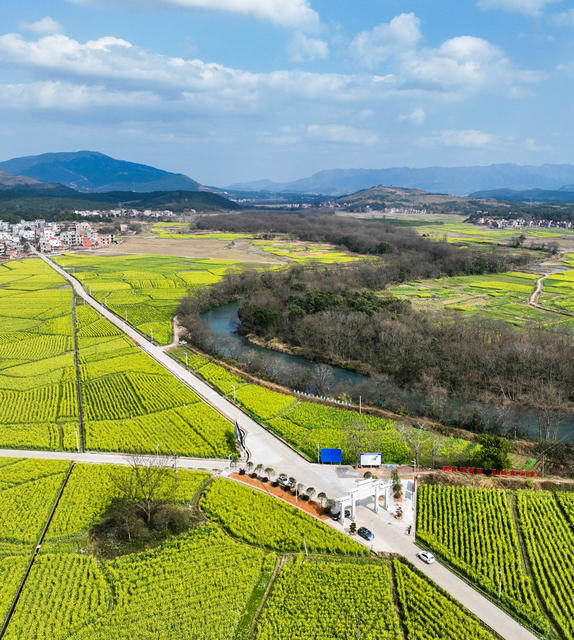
[0,220,116,255]
[475,216,573,229]
[73,208,180,218]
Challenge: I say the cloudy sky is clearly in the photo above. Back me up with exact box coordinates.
[1,0,573,185]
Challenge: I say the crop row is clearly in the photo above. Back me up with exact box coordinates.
[516,491,574,640]
[416,485,545,631]
[256,557,400,640]
[394,559,498,640]
[201,478,367,555]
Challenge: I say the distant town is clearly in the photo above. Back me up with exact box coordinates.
[475,216,573,229]
[73,208,180,218]
[0,209,184,257]
[0,219,117,257]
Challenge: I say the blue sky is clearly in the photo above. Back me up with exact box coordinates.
[0,0,573,185]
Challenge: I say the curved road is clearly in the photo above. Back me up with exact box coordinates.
[33,253,540,640]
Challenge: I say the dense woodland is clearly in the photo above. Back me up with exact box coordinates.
[180,214,574,427]
[196,210,532,262]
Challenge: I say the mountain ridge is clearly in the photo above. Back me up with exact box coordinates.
[227,163,574,197]
[0,151,201,193]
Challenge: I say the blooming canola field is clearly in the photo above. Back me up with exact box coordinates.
[0,460,505,640]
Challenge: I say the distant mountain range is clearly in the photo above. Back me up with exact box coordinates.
[469,187,574,203]
[228,164,574,197]
[0,151,201,193]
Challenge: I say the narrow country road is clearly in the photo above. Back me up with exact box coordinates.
[347,504,540,640]
[529,271,573,316]
[37,252,358,499]
[29,253,541,640]
[529,273,547,306]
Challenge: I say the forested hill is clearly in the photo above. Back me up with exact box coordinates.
[0,185,237,221]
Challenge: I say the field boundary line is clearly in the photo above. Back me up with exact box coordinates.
[72,295,86,452]
[0,462,75,639]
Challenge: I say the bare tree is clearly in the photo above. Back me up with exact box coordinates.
[107,454,177,525]
[343,419,372,468]
[311,364,335,396]
[399,423,432,491]
[536,385,565,441]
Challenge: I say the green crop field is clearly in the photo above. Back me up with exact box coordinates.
[0,259,79,449]
[390,255,574,327]
[170,347,478,467]
[406,221,574,247]
[516,491,574,640]
[417,484,574,637]
[394,558,499,640]
[0,461,506,640]
[55,254,244,344]
[539,265,574,316]
[76,303,236,457]
[255,556,400,640]
[201,478,367,555]
[0,258,236,458]
[0,458,70,625]
[390,271,550,325]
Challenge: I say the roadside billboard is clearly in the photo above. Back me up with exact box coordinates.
[320,448,343,464]
[360,453,382,467]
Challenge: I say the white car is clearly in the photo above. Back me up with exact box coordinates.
[417,550,436,564]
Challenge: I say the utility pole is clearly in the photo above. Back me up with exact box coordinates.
[150,327,154,344]
[356,610,362,640]
[233,384,236,403]
[185,352,188,370]
[156,443,159,459]
[74,429,80,453]
[359,396,362,414]
[317,442,320,464]
[498,568,503,601]
[302,533,308,556]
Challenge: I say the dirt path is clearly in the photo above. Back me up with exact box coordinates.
[529,273,547,306]
[160,316,186,351]
[528,272,574,316]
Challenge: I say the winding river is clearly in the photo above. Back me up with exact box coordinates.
[202,302,573,443]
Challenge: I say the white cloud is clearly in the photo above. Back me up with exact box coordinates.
[350,12,422,69]
[425,129,496,147]
[397,107,425,125]
[307,124,379,145]
[0,33,395,106]
[0,81,158,109]
[477,0,560,16]
[0,29,540,121]
[19,17,63,35]
[67,0,320,29]
[550,8,574,25]
[401,35,542,95]
[288,33,329,62]
[348,14,539,97]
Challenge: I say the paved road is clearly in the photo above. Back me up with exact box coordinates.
[38,253,360,499]
[0,448,232,470]
[33,253,541,640]
[337,503,540,640]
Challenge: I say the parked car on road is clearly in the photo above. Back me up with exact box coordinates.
[417,550,435,564]
[357,526,375,541]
